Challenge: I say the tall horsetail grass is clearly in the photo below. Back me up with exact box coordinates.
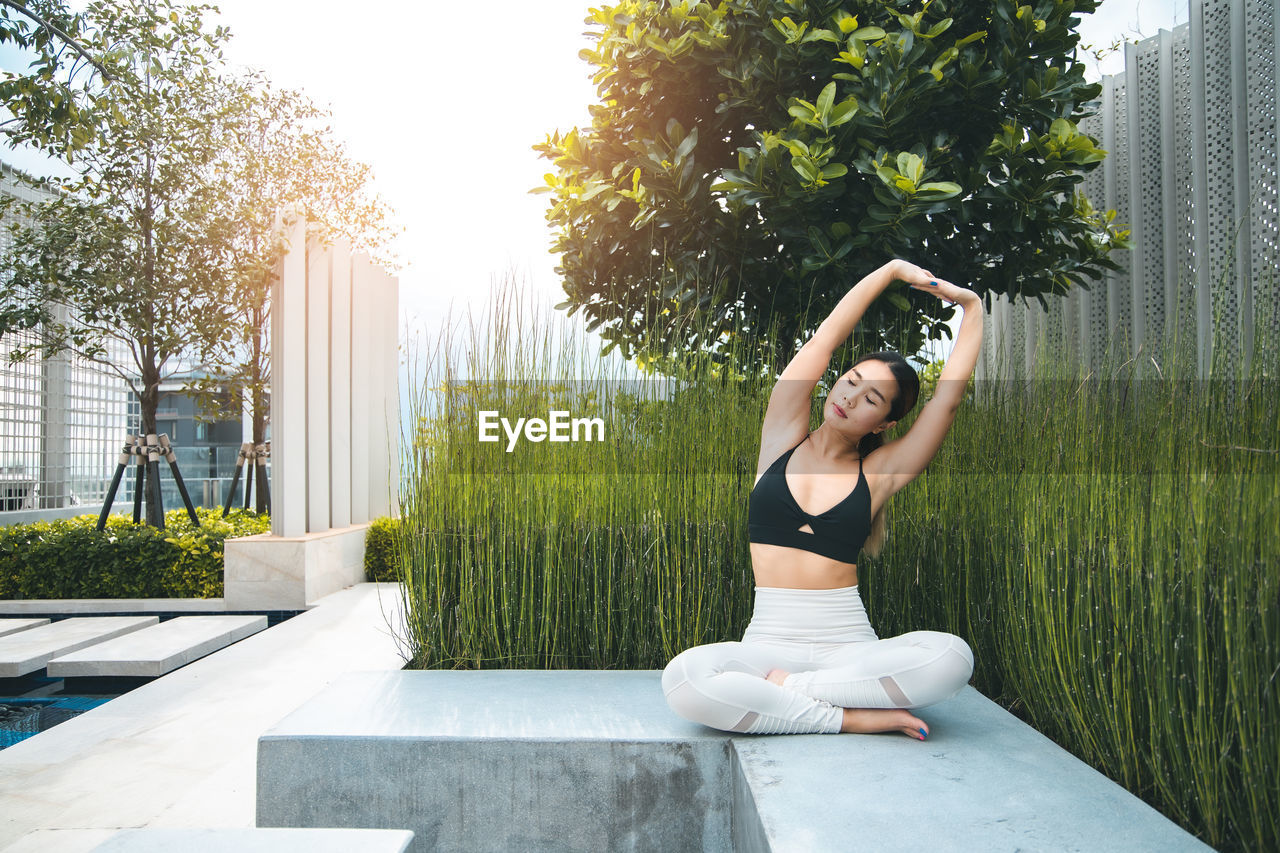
[396,275,780,669]
[395,272,1277,851]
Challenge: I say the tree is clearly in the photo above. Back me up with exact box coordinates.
[0,0,239,526]
[534,0,1130,372]
[0,0,119,155]
[192,70,398,512]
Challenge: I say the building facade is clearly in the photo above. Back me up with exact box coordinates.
[0,161,129,519]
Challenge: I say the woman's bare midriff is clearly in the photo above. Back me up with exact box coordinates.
[750,542,859,589]
[749,455,888,590]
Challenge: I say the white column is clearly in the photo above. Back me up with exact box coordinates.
[381,268,400,517]
[271,212,307,537]
[349,252,373,524]
[329,238,353,529]
[366,264,390,520]
[306,235,332,533]
[38,303,71,508]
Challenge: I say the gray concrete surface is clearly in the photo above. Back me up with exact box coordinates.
[0,616,157,677]
[47,615,268,677]
[0,583,408,853]
[258,671,734,852]
[90,827,414,852]
[732,685,1215,852]
[0,618,49,638]
[258,670,1214,853]
[0,599,227,616]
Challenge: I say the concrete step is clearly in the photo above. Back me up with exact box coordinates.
[0,618,50,638]
[257,670,1213,853]
[91,827,414,852]
[48,615,269,678]
[0,616,157,678]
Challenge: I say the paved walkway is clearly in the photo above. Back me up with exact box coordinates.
[0,583,408,853]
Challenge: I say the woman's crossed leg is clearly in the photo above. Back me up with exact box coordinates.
[661,630,973,738]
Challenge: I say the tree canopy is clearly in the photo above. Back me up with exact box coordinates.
[193,69,397,510]
[534,0,1130,372]
[0,0,395,524]
[0,0,132,155]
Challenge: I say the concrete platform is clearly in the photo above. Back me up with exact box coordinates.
[0,599,228,616]
[0,583,408,853]
[0,618,49,638]
[0,616,157,677]
[90,827,414,852]
[47,615,269,678]
[258,670,1213,853]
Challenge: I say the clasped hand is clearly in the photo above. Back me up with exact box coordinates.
[890,259,977,308]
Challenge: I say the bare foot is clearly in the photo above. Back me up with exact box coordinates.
[841,707,930,740]
[766,669,789,687]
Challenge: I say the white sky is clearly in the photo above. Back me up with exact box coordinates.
[1,0,1190,368]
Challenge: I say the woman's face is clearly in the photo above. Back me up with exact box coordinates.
[824,359,898,440]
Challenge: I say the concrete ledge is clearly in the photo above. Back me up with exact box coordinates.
[224,523,369,610]
[258,670,1213,853]
[0,505,104,525]
[0,599,229,615]
[48,615,268,677]
[258,671,733,852]
[91,827,414,852]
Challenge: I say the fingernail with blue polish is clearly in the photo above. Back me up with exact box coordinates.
[918,728,928,739]
[928,281,937,286]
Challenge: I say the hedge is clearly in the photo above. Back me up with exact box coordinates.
[0,508,271,599]
[364,516,401,583]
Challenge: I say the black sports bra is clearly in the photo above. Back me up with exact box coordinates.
[747,434,872,564]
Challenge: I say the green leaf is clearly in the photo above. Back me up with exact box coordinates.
[815,81,836,119]
[807,225,831,254]
[896,152,925,185]
[924,18,953,38]
[887,291,911,311]
[930,46,958,79]
[792,157,820,182]
[674,125,699,160]
[802,28,840,44]
[829,98,859,126]
[918,181,962,195]
[850,26,886,42]
[788,100,817,122]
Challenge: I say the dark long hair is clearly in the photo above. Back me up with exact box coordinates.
[850,350,920,558]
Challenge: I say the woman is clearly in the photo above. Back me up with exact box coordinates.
[662,258,983,740]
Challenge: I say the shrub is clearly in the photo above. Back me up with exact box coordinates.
[0,508,270,599]
[364,516,401,582]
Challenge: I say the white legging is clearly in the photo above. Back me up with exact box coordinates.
[661,585,974,734]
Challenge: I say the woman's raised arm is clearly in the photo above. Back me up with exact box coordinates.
[758,260,911,465]
[869,281,982,493]
[798,257,911,366]
[927,289,983,410]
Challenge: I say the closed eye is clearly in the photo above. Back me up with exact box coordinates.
[846,377,877,406]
